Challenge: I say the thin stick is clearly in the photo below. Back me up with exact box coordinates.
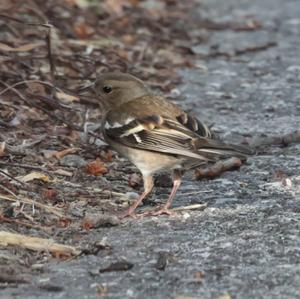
[172,203,207,212]
[0,80,33,107]
[0,81,83,132]
[0,14,56,95]
[0,80,63,97]
[251,130,300,147]
[0,231,81,256]
[0,169,27,186]
[0,182,21,200]
[178,190,214,196]
[44,23,56,91]
[195,157,242,180]
[0,194,65,218]
[0,80,102,138]
[0,161,50,172]
[0,216,51,233]
[0,14,49,28]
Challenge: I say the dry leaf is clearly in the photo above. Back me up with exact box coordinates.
[58,218,72,228]
[53,148,81,159]
[86,158,108,176]
[128,173,141,188]
[96,284,108,297]
[73,21,95,38]
[82,218,93,230]
[0,142,6,157]
[26,82,46,95]
[105,0,126,16]
[53,169,73,177]
[102,149,114,162]
[0,41,44,52]
[18,172,50,183]
[43,188,58,200]
[56,91,80,103]
[66,0,92,7]
[121,34,136,45]
[66,38,122,48]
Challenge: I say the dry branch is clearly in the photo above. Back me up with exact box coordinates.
[0,216,52,233]
[172,203,207,212]
[0,194,65,218]
[251,130,300,147]
[0,231,80,257]
[195,157,242,180]
[0,161,51,172]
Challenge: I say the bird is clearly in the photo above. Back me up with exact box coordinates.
[94,72,253,218]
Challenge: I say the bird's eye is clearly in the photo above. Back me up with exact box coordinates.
[103,86,112,93]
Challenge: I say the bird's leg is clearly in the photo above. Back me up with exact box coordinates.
[119,175,154,219]
[142,170,182,217]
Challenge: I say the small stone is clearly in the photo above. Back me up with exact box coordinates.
[170,88,181,97]
[82,213,120,229]
[59,155,86,168]
[125,192,139,200]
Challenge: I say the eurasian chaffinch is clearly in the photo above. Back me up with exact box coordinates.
[94,72,253,218]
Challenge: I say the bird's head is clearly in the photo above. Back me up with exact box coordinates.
[94,72,149,111]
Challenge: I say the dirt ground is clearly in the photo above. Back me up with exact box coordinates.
[0,0,300,298]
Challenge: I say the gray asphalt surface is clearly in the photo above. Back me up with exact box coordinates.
[2,0,300,298]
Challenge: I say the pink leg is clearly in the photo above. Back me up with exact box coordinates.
[141,170,182,217]
[119,175,154,219]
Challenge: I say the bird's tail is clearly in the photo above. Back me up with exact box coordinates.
[195,138,255,161]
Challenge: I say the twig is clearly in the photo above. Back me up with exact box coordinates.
[0,216,51,233]
[178,190,214,196]
[0,14,56,85]
[195,157,242,180]
[235,41,277,55]
[0,194,65,218]
[0,80,83,132]
[198,19,262,32]
[0,80,102,139]
[172,203,207,212]
[3,135,47,156]
[0,161,50,172]
[0,79,63,97]
[0,169,26,186]
[0,14,48,28]
[250,130,300,147]
[0,182,19,198]
[0,272,30,284]
[0,231,81,256]
[203,42,277,58]
[0,79,33,107]
[44,23,56,93]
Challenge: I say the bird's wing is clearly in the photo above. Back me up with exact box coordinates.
[103,111,253,161]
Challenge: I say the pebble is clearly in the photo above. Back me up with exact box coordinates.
[59,155,87,168]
